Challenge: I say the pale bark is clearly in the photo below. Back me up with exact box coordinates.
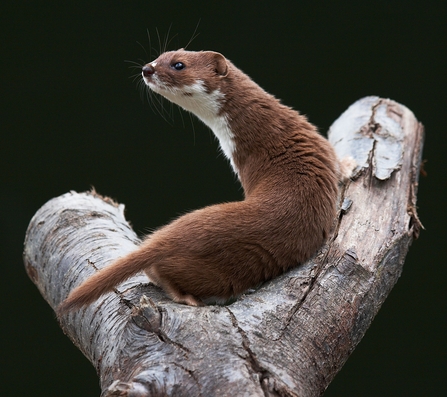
[23,97,424,397]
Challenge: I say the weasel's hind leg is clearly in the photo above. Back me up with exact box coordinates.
[161,281,204,307]
[172,291,204,307]
[145,268,204,307]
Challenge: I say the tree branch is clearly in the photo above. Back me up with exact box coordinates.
[23,97,424,397]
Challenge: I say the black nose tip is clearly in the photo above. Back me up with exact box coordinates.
[142,64,155,77]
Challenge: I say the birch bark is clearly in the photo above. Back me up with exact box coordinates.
[23,97,424,397]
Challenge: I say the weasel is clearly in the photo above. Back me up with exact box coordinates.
[58,49,339,313]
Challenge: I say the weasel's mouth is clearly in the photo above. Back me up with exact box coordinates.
[141,71,164,91]
[143,79,172,99]
[141,74,160,91]
[141,72,153,85]
[142,76,151,86]
[144,79,162,93]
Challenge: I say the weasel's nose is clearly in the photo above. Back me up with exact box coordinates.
[142,64,155,77]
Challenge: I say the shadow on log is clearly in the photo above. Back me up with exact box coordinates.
[23,97,424,397]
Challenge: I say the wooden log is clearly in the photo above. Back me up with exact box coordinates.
[23,97,424,397]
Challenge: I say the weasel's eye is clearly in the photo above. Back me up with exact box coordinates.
[171,62,185,71]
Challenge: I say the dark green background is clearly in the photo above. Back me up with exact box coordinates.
[2,1,446,396]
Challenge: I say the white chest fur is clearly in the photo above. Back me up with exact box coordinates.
[148,78,238,173]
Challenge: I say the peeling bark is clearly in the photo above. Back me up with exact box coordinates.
[23,97,424,397]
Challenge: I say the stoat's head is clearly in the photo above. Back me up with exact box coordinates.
[142,49,229,120]
[142,50,238,173]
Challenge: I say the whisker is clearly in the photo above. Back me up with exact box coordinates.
[148,91,167,121]
[169,101,176,120]
[146,29,154,59]
[128,68,143,75]
[130,74,142,84]
[147,88,175,125]
[138,80,147,102]
[127,66,144,73]
[187,112,196,146]
[178,105,186,129]
[166,33,178,50]
[163,23,172,53]
[124,59,143,66]
[156,27,162,56]
[126,65,143,70]
[135,41,150,61]
[184,19,201,50]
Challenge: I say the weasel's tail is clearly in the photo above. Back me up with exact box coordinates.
[57,250,149,315]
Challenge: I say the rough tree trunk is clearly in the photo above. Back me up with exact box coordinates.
[23,97,424,397]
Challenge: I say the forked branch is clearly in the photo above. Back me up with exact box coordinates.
[24,97,424,397]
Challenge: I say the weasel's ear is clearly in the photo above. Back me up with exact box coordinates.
[210,52,228,77]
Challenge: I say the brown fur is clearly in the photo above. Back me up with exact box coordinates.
[58,50,339,314]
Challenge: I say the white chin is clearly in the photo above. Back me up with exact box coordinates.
[148,83,164,94]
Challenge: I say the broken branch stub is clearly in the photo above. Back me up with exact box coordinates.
[23,97,424,397]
